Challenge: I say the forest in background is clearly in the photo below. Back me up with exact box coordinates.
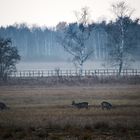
[0,19,140,62]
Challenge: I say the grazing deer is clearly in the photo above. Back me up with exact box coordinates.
[0,102,9,110]
[101,101,112,110]
[72,101,88,109]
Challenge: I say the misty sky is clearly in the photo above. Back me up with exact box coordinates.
[0,0,140,27]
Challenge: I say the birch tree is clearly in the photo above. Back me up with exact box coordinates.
[106,1,139,75]
[59,7,94,74]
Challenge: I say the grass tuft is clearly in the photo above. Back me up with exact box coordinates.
[94,121,110,130]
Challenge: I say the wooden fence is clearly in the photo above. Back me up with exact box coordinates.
[9,69,140,78]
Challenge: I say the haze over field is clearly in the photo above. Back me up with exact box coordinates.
[16,61,140,70]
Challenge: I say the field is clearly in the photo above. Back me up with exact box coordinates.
[0,84,140,140]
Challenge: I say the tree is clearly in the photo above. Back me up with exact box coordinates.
[58,7,94,74]
[0,37,20,81]
[106,1,139,75]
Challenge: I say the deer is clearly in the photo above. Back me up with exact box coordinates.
[0,102,9,110]
[101,101,112,110]
[72,100,88,109]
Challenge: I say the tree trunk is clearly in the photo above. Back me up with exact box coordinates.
[79,62,83,76]
[118,61,123,75]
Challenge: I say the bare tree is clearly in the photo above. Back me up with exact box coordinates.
[58,7,94,74]
[112,1,134,18]
[106,1,139,75]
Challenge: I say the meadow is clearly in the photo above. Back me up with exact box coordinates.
[0,84,140,139]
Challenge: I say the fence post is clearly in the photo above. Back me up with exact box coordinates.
[47,70,49,77]
[20,72,22,78]
[32,71,34,77]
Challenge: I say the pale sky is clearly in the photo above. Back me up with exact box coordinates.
[0,0,140,27]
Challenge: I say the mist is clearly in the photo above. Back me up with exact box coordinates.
[0,22,140,71]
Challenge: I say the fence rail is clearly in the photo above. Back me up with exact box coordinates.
[9,69,140,78]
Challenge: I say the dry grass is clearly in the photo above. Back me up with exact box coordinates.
[0,84,140,139]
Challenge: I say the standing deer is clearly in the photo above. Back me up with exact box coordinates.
[101,101,112,110]
[72,101,88,109]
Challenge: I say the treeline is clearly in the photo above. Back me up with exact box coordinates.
[0,19,140,61]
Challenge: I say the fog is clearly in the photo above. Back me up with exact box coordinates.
[1,5,140,72]
[16,61,140,71]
